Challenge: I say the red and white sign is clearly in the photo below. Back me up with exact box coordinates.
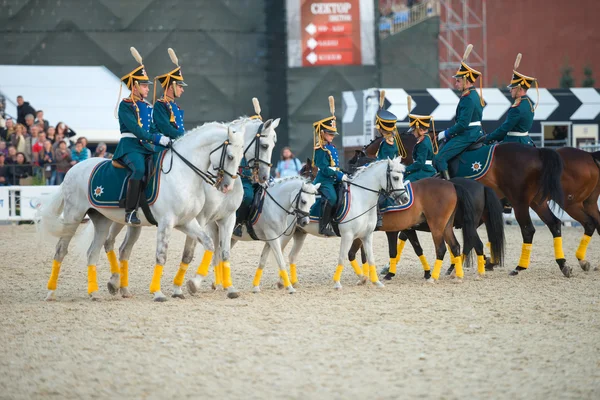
[287,0,375,67]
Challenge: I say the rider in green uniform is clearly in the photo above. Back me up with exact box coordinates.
[312,96,348,236]
[405,96,438,182]
[434,44,484,180]
[153,48,187,146]
[113,47,169,225]
[484,53,536,146]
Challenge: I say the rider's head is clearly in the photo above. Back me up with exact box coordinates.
[120,47,152,102]
[313,96,338,148]
[452,44,481,92]
[154,48,187,102]
[375,90,398,142]
[507,53,537,101]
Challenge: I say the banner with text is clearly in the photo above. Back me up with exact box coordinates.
[287,0,375,67]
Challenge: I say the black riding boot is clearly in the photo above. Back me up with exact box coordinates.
[125,179,142,225]
[234,202,250,237]
[441,170,451,180]
[500,197,513,214]
[375,195,384,231]
[319,200,336,237]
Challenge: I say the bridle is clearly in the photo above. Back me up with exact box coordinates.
[241,123,272,182]
[347,164,408,200]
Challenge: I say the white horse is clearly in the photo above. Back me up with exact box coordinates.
[39,122,246,301]
[272,158,410,290]
[102,117,279,299]
[187,176,320,294]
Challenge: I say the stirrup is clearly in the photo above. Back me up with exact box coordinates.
[319,224,336,237]
[233,224,243,237]
[441,170,451,180]
[125,210,141,225]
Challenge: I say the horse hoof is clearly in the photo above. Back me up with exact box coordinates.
[578,259,591,272]
[425,278,436,284]
[446,266,455,276]
[252,286,261,294]
[287,286,296,294]
[424,271,432,280]
[292,282,299,289]
[89,292,102,301]
[373,281,385,288]
[452,278,463,284]
[120,287,133,298]
[333,281,342,290]
[45,291,56,301]
[383,272,395,281]
[211,282,217,291]
[379,267,390,276]
[227,290,240,299]
[561,265,572,278]
[107,281,118,296]
[276,281,284,290]
[509,269,519,276]
[171,293,185,299]
[153,292,168,302]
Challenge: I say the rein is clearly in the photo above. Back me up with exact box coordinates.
[241,123,272,182]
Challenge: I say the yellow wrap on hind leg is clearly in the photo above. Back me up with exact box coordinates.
[518,243,533,269]
[149,264,163,293]
[252,268,263,287]
[576,234,592,261]
[173,262,189,286]
[87,265,99,294]
[350,259,362,276]
[554,237,565,260]
[290,263,298,284]
[47,260,61,290]
[431,259,444,280]
[333,265,344,282]
[196,250,213,277]
[107,250,119,274]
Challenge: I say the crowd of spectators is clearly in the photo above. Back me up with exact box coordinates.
[378,0,436,36]
[0,95,112,186]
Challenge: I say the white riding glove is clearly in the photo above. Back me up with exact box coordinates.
[0,117,5,128]
[438,130,447,141]
[159,135,171,147]
[341,174,350,182]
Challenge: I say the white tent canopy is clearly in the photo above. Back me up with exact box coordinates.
[0,65,127,143]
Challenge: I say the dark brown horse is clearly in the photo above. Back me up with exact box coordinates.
[355,132,568,277]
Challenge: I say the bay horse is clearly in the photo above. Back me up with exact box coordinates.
[355,133,567,277]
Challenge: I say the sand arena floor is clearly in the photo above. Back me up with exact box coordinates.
[0,224,599,399]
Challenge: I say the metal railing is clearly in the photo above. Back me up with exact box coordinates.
[379,1,440,37]
[0,163,61,186]
[578,144,600,153]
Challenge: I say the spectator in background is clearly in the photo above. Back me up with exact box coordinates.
[78,137,92,159]
[56,122,76,143]
[6,145,18,164]
[32,132,46,165]
[35,110,49,131]
[0,153,10,185]
[3,117,16,141]
[275,146,302,178]
[0,114,6,141]
[0,141,7,157]
[12,152,32,185]
[70,140,88,165]
[55,141,71,184]
[40,139,57,185]
[94,142,112,159]
[11,123,28,156]
[24,114,35,134]
[16,96,36,126]
[46,126,56,142]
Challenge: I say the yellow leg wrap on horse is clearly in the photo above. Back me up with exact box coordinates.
[396,239,406,262]
[454,257,464,279]
[173,262,189,287]
[222,261,232,289]
[431,259,443,280]
[419,255,430,271]
[333,265,344,282]
[253,268,263,287]
[47,260,61,290]
[214,262,223,286]
[486,242,498,264]
[389,257,398,274]
[279,270,291,288]
[290,263,298,284]
[196,250,214,277]
[362,263,369,277]
[107,250,119,274]
[350,259,362,276]
[120,260,129,288]
[149,264,163,293]
[477,255,485,275]
[554,237,565,260]
[576,234,592,260]
[518,243,533,269]
[369,265,378,283]
[87,265,99,294]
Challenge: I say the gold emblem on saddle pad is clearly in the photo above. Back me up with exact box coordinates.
[94,186,105,197]
[471,162,482,172]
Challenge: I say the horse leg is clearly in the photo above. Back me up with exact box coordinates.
[507,202,536,276]
[116,225,142,298]
[333,233,354,290]
[252,243,272,293]
[564,203,596,272]
[347,238,367,285]
[104,222,124,296]
[268,238,295,294]
[380,231,408,276]
[428,230,447,283]
[171,236,196,299]
[218,216,240,299]
[362,233,384,288]
[187,223,216,295]
[45,236,74,301]
[531,202,571,277]
[176,220,216,298]
[405,229,432,280]
[473,235,486,279]
[444,229,464,283]
[286,233,305,288]
[383,231,400,281]
[84,212,114,300]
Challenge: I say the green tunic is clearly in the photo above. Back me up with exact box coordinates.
[376,138,399,160]
[113,99,156,161]
[434,88,484,172]
[313,144,343,204]
[405,136,437,182]
[485,96,535,146]
[239,157,254,207]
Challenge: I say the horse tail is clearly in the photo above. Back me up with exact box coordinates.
[538,148,564,209]
[453,183,478,270]
[592,151,600,170]
[483,186,505,267]
[36,188,80,240]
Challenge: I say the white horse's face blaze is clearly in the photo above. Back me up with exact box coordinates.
[212,128,245,193]
[387,158,409,204]
[250,118,278,184]
[296,182,319,227]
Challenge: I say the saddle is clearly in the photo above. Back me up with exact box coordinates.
[447,136,485,178]
[243,184,265,241]
[329,183,348,237]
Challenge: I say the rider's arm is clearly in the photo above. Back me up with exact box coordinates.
[446,96,474,139]
[315,149,344,181]
[405,143,427,173]
[153,101,184,139]
[118,101,154,142]
[486,106,520,143]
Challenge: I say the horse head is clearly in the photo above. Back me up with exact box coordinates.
[386,157,409,205]
[299,158,318,181]
[244,117,279,184]
[211,124,245,194]
[294,181,320,227]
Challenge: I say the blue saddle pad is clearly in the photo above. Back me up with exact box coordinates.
[452,144,497,180]
[88,151,167,208]
[309,188,351,223]
[379,181,415,213]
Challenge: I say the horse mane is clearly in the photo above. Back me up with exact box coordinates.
[350,158,404,179]
[273,175,310,185]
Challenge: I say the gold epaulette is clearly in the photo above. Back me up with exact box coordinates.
[512,98,522,108]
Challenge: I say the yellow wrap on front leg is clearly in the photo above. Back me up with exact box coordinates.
[431,259,444,280]
[362,263,369,277]
[222,261,232,289]
[389,257,398,274]
[47,260,61,290]
[333,265,344,282]
[576,234,592,261]
[395,239,406,262]
[253,268,263,287]
[87,265,99,294]
[477,255,485,275]
[214,262,223,286]
[518,243,533,269]
[369,265,378,283]
[173,262,189,287]
[419,254,430,271]
[120,260,129,288]
[554,237,565,260]
[279,270,291,288]
[149,264,163,293]
[290,263,298,284]
[350,259,362,276]
[196,250,214,277]
[107,250,119,274]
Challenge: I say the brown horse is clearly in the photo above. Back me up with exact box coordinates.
[556,148,600,271]
[356,133,568,277]
[299,160,480,282]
